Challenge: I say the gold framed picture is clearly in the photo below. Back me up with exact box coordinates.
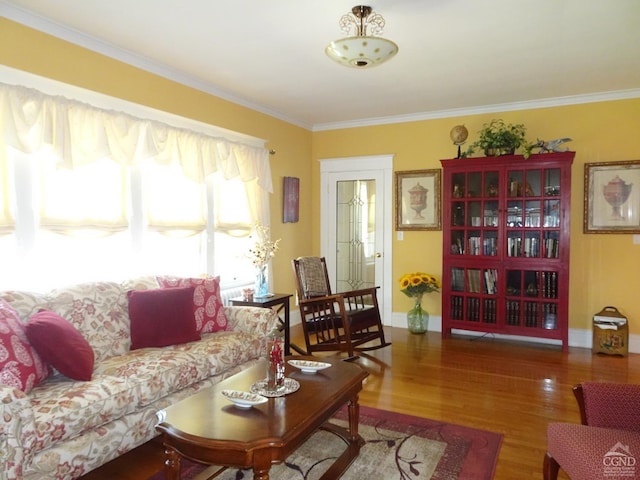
[395,169,441,231]
[584,160,640,234]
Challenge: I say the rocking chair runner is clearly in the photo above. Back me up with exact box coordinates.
[292,256,391,358]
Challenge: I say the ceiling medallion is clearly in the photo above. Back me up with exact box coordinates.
[325,5,399,68]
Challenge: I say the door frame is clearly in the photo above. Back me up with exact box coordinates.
[319,154,394,325]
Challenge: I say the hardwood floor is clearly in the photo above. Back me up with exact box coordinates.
[81,326,640,479]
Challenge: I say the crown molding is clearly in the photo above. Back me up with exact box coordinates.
[312,88,640,131]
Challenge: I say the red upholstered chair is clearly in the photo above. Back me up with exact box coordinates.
[544,382,640,480]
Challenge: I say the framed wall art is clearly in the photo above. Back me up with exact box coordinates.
[584,160,640,234]
[395,169,441,231]
[283,176,299,223]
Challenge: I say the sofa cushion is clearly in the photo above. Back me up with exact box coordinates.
[47,281,131,362]
[0,300,50,393]
[29,373,140,452]
[157,276,229,333]
[0,290,51,322]
[122,275,161,292]
[26,311,95,381]
[170,331,265,377]
[128,287,200,350]
[93,348,210,406]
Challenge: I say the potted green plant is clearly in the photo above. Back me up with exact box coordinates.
[465,119,529,157]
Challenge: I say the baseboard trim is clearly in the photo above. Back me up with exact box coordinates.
[290,308,637,354]
[390,312,639,354]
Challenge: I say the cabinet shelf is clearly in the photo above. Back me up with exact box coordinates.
[441,152,574,351]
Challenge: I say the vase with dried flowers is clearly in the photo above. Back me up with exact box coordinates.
[247,225,281,298]
[399,272,441,334]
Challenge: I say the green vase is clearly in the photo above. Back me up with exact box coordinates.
[407,296,428,334]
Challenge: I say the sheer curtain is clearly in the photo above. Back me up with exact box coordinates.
[0,82,272,228]
[0,81,273,289]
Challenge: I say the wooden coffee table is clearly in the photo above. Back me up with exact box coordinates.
[155,357,368,480]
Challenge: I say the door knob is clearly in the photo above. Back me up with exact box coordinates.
[375,253,382,258]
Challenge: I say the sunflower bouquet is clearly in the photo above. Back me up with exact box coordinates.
[399,272,441,299]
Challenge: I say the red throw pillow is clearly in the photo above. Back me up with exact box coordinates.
[128,287,200,350]
[156,276,229,333]
[26,310,95,381]
[0,300,50,392]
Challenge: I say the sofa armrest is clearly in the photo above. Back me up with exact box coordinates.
[224,305,280,337]
[576,382,640,431]
[0,386,37,480]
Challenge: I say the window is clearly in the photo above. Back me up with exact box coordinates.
[0,149,256,290]
[0,76,272,292]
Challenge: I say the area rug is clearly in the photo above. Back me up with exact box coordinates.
[149,405,502,480]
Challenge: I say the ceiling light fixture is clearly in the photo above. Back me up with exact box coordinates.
[325,5,398,68]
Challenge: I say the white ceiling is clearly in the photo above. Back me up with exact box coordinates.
[2,0,640,130]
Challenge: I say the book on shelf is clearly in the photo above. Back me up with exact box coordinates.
[483,237,498,255]
[507,237,522,257]
[467,236,481,255]
[545,238,559,258]
[450,296,464,320]
[506,300,520,326]
[524,302,539,327]
[541,271,558,298]
[451,268,465,291]
[466,297,480,322]
[467,269,482,293]
[483,269,498,294]
[524,237,539,257]
[483,298,497,324]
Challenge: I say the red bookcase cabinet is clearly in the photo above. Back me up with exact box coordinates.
[441,152,574,351]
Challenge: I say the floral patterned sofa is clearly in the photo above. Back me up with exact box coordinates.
[0,276,279,480]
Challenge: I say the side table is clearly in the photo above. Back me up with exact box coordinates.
[229,293,304,356]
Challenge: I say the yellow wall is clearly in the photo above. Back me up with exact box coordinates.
[313,102,640,333]
[3,18,640,337]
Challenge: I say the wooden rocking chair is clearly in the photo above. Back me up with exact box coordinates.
[292,256,391,358]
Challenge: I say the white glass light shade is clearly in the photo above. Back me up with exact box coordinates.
[325,36,399,68]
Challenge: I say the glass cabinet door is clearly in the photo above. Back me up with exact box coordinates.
[449,266,498,324]
[505,167,563,259]
[449,170,499,257]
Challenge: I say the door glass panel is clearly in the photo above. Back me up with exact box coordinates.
[467,172,482,197]
[544,200,560,227]
[452,173,465,198]
[335,180,375,293]
[451,231,464,254]
[525,200,541,227]
[524,231,541,257]
[524,170,541,196]
[483,200,499,227]
[484,230,498,256]
[507,171,523,197]
[468,201,482,226]
[544,168,561,196]
[484,171,499,197]
[507,201,523,226]
[452,201,465,226]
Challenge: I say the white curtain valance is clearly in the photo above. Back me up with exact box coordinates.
[0,82,273,193]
